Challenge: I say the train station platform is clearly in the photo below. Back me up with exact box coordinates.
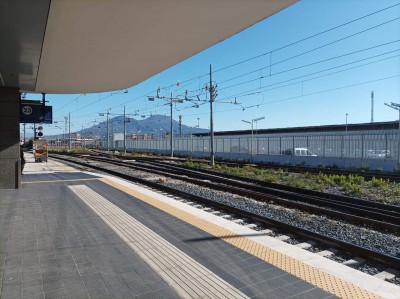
[0,153,398,298]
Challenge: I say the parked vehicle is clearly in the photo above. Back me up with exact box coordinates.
[283,148,317,157]
[367,150,391,158]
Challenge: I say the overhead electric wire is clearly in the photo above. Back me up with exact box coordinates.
[118,88,158,106]
[55,72,400,131]
[272,17,400,67]
[264,74,400,106]
[182,75,400,118]
[66,90,126,114]
[177,73,400,119]
[217,40,400,86]
[217,53,400,103]
[214,3,400,74]
[186,19,400,95]
[218,48,400,92]
[55,94,83,112]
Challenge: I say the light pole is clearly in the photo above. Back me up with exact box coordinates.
[209,65,214,166]
[254,117,264,154]
[384,102,400,169]
[345,113,348,133]
[242,116,265,159]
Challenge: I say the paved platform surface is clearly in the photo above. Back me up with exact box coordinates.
[0,154,398,298]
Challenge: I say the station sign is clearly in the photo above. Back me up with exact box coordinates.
[20,100,53,124]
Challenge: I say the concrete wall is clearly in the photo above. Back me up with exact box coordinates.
[0,87,21,189]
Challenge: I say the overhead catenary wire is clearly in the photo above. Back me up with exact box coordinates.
[271,17,400,67]
[185,24,400,94]
[220,53,400,103]
[217,48,400,94]
[47,73,400,134]
[233,55,400,103]
[214,3,400,74]
[109,75,400,120]
[217,40,400,86]
[182,75,400,118]
[54,94,83,112]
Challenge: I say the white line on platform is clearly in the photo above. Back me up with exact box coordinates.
[69,184,249,299]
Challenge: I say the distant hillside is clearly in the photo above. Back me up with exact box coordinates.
[76,114,208,138]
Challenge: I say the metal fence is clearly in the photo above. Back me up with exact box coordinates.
[105,131,397,160]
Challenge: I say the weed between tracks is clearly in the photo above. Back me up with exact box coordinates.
[183,162,400,205]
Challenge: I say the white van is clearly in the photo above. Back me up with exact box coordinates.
[283,148,317,156]
[295,148,316,156]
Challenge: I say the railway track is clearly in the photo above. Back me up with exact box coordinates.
[91,149,400,182]
[51,153,400,271]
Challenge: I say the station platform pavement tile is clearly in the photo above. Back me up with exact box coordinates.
[1,172,179,299]
[0,156,397,298]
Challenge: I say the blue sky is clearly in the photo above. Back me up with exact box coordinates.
[25,0,400,136]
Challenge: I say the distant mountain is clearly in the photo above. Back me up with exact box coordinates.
[76,114,208,138]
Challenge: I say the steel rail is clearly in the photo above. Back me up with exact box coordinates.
[143,161,400,220]
[87,149,400,182]
[140,158,400,215]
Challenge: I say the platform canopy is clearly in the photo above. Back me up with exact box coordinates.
[0,0,297,94]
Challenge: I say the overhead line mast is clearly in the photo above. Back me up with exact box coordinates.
[210,64,215,166]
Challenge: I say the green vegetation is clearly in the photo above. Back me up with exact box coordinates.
[182,162,399,204]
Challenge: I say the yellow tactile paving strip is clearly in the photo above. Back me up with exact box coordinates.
[69,184,249,299]
[100,177,381,299]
